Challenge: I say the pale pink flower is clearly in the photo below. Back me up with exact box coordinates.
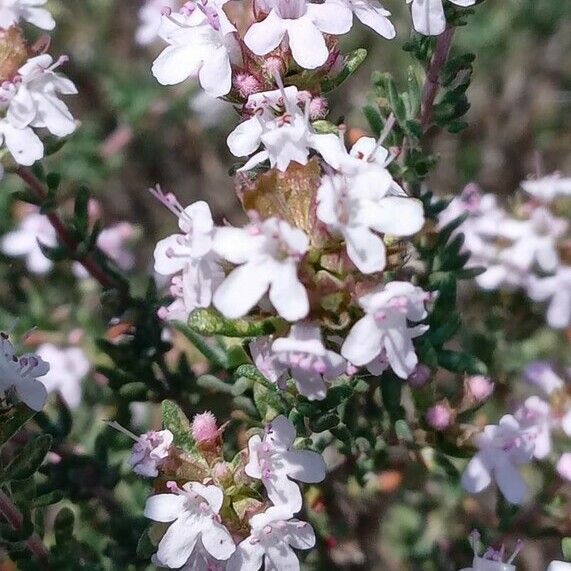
[245,415,326,512]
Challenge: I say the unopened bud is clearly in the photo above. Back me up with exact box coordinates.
[191,411,219,445]
[407,364,431,388]
[465,375,494,403]
[426,401,453,431]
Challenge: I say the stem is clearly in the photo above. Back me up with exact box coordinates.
[421,26,456,132]
[15,166,119,291]
[0,489,51,570]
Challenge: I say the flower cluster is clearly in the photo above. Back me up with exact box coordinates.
[0,9,77,172]
[460,361,571,504]
[439,177,571,330]
[127,411,325,570]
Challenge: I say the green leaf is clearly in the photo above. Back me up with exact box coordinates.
[363,105,384,137]
[253,383,286,421]
[197,374,234,395]
[437,350,487,375]
[31,490,65,508]
[172,322,230,369]
[321,48,367,92]
[310,413,339,433]
[562,538,571,561]
[0,405,36,447]
[187,308,281,337]
[54,507,75,547]
[311,120,339,134]
[161,400,196,453]
[136,527,156,560]
[380,373,405,423]
[2,434,52,482]
[395,419,414,443]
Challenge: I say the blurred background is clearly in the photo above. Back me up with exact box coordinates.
[0,1,570,569]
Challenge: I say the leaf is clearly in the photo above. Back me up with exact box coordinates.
[437,350,488,375]
[395,419,414,443]
[310,413,339,433]
[253,383,286,421]
[363,105,384,137]
[562,538,571,561]
[188,308,280,338]
[2,434,52,482]
[161,400,196,453]
[0,405,36,447]
[31,490,65,508]
[54,507,75,547]
[136,527,156,560]
[172,322,230,369]
[321,49,367,92]
[381,373,405,423]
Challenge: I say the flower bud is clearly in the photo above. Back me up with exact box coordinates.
[426,401,453,431]
[465,375,494,402]
[191,411,220,446]
[407,364,431,388]
[234,73,262,99]
[212,461,233,487]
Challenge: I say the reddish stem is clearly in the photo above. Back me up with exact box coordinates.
[15,166,118,290]
[421,26,456,132]
[0,489,51,570]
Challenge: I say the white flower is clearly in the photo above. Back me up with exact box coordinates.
[1,209,57,274]
[523,361,565,396]
[499,207,567,275]
[129,429,174,478]
[249,336,287,385]
[0,120,43,165]
[0,333,49,411]
[152,192,224,322]
[272,323,346,400]
[7,54,78,138]
[153,541,226,571]
[0,0,55,30]
[556,453,571,482]
[316,173,424,273]
[527,266,571,330]
[341,281,429,379]
[514,396,554,460]
[460,415,535,505]
[244,0,352,70]
[340,0,395,38]
[459,531,522,571]
[245,415,326,512]
[406,0,476,36]
[36,344,90,409]
[475,206,567,292]
[227,505,315,571]
[136,0,176,45]
[152,1,238,97]
[144,481,235,568]
[521,173,571,203]
[213,217,309,322]
[226,84,343,172]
